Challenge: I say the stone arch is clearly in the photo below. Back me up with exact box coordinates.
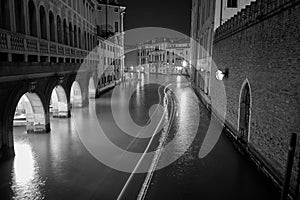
[39,5,47,39]
[88,76,96,99]
[70,81,83,108]
[238,78,252,143]
[1,82,50,159]
[14,92,46,133]
[14,0,25,34]
[49,11,55,42]
[28,0,37,36]
[50,85,68,118]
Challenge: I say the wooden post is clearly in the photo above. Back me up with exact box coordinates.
[281,133,297,200]
[294,145,300,200]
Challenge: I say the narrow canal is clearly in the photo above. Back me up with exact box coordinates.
[0,74,280,200]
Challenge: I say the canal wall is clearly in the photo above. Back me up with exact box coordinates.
[211,0,300,195]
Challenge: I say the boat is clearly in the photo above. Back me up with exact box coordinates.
[13,113,27,126]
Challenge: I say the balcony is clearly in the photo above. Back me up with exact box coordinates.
[0,28,97,62]
[97,25,116,39]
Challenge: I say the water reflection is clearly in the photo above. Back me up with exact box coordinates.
[12,141,45,200]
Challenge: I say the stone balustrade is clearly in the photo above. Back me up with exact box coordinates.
[0,28,99,61]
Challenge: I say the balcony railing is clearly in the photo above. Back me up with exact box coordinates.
[0,28,97,60]
[97,25,116,39]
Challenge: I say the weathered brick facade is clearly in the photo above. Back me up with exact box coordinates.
[212,0,300,192]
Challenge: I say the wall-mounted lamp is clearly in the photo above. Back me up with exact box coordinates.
[182,60,188,68]
[215,68,229,81]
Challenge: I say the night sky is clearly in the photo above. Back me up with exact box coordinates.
[119,0,192,36]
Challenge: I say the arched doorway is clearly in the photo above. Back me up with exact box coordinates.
[50,86,68,118]
[14,0,25,34]
[89,77,96,99]
[74,25,77,47]
[39,6,47,40]
[13,92,46,134]
[49,11,55,42]
[57,15,62,43]
[28,0,37,37]
[0,0,11,30]
[69,22,73,47]
[78,27,81,48]
[63,19,68,45]
[70,81,82,108]
[238,80,252,143]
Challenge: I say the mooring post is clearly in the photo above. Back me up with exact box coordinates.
[294,140,300,200]
[281,133,297,200]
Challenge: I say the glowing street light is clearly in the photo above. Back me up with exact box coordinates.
[216,70,225,81]
[182,60,188,68]
[216,68,229,81]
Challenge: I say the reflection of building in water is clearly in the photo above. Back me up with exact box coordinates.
[137,38,190,75]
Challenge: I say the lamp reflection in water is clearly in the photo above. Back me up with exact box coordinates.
[12,142,45,199]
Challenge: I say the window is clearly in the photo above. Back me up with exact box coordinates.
[114,8,118,12]
[115,21,119,33]
[227,0,238,8]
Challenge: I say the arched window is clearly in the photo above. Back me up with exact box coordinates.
[84,31,87,50]
[28,0,37,36]
[90,34,93,50]
[83,0,86,17]
[239,80,252,143]
[87,33,90,50]
[49,11,55,42]
[69,22,73,46]
[63,19,68,45]
[57,16,62,43]
[0,0,11,30]
[74,25,77,47]
[39,6,47,39]
[78,27,81,48]
[14,0,25,34]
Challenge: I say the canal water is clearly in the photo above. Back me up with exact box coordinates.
[0,74,280,200]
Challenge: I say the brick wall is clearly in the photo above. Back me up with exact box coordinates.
[212,0,300,191]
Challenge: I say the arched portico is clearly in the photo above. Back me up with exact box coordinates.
[70,81,83,108]
[14,92,46,133]
[50,86,68,118]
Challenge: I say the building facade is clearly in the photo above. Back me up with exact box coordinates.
[191,0,300,195]
[138,38,190,75]
[0,0,125,88]
[190,0,255,104]
[0,0,126,159]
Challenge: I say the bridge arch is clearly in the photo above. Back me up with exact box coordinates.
[70,81,83,108]
[50,86,68,118]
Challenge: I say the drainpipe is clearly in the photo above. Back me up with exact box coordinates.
[106,0,108,37]
[220,0,223,26]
